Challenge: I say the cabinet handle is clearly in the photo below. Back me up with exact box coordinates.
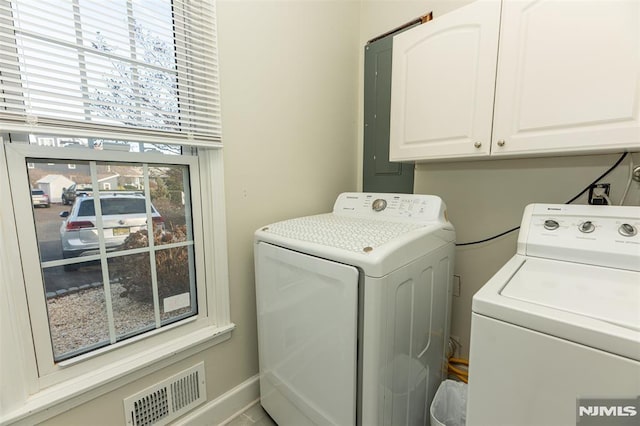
[497,140,505,147]
[474,142,482,148]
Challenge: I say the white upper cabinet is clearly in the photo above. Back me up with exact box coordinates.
[389,0,501,161]
[390,0,640,162]
[492,0,640,157]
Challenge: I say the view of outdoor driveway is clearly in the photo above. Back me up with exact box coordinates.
[26,154,196,360]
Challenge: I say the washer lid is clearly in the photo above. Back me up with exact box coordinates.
[472,255,640,361]
[501,258,640,332]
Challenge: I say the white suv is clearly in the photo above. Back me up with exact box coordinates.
[31,189,50,208]
[59,193,164,269]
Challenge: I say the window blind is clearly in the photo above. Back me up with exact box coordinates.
[0,0,221,146]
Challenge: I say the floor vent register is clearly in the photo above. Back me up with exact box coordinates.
[124,362,206,426]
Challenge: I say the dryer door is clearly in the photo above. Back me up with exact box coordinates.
[255,242,359,425]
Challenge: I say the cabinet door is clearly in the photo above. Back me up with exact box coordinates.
[389,0,501,161]
[492,0,640,156]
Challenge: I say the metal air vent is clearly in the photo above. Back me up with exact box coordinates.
[124,362,206,426]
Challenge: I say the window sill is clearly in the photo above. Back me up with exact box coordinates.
[2,323,235,426]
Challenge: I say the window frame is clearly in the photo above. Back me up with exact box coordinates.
[0,138,233,423]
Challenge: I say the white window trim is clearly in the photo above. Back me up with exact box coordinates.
[0,140,233,425]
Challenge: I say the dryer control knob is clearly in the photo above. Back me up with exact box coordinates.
[618,223,637,237]
[543,219,559,230]
[372,198,387,212]
[579,221,595,233]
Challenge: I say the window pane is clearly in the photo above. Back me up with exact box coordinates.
[27,159,91,263]
[87,60,180,131]
[149,164,192,244]
[80,0,179,130]
[13,0,77,43]
[157,246,196,323]
[4,0,222,142]
[43,261,110,361]
[130,1,175,58]
[94,162,152,254]
[108,254,155,340]
[10,0,180,129]
[24,154,198,361]
[78,0,129,51]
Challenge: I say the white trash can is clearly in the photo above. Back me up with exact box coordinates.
[430,379,467,426]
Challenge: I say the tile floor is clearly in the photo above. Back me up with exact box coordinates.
[223,402,277,426]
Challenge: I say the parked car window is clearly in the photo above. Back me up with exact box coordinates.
[76,197,150,216]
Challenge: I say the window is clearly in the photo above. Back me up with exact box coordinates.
[23,155,197,362]
[10,145,207,366]
[0,1,229,423]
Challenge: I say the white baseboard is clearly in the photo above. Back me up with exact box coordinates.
[174,374,260,426]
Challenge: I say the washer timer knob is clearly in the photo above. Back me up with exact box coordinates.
[372,198,387,212]
[543,219,559,230]
[618,223,637,237]
[579,221,595,233]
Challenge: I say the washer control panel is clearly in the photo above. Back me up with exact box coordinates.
[519,204,640,271]
[542,217,637,236]
[333,192,448,224]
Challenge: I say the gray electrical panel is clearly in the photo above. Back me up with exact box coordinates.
[362,34,414,194]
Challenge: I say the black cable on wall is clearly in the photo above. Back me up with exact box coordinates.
[455,152,629,247]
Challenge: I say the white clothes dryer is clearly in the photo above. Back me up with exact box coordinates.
[254,192,456,425]
[467,204,640,426]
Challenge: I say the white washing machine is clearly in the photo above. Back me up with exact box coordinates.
[467,203,640,425]
[254,192,456,425]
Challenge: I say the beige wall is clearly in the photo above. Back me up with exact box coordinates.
[414,152,640,357]
[216,0,360,400]
[43,1,360,424]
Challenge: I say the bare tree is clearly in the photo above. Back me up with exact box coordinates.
[90,23,181,154]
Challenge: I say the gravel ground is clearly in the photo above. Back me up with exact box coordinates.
[47,283,190,358]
